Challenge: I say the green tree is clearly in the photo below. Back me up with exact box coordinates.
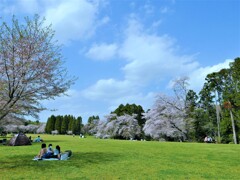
[68,115,74,132]
[221,58,240,144]
[88,115,99,124]
[75,116,83,134]
[199,57,240,144]
[193,108,214,141]
[55,115,62,134]
[112,103,145,128]
[198,83,217,139]
[186,90,198,114]
[185,89,199,140]
[85,115,100,135]
[45,115,56,133]
[205,71,226,142]
[61,115,69,134]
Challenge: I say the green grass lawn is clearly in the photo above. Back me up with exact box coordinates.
[0,134,239,180]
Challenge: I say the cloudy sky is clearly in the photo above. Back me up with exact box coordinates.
[0,0,239,123]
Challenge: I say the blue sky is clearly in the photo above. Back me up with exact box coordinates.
[0,0,239,123]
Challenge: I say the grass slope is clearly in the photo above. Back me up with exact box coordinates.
[0,134,239,179]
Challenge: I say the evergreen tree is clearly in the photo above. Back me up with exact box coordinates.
[61,115,69,134]
[88,115,99,124]
[68,115,74,132]
[198,83,217,139]
[185,89,199,140]
[75,116,82,134]
[45,115,56,133]
[112,103,145,128]
[199,57,240,143]
[55,115,62,134]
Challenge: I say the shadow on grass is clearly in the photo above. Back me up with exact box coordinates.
[0,154,39,170]
[72,152,122,167]
[31,140,64,144]
[0,151,122,170]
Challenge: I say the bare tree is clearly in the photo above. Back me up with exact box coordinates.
[172,76,189,106]
[0,15,75,121]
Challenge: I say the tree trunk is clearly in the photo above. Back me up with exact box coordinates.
[215,105,221,143]
[215,91,221,143]
[229,109,237,144]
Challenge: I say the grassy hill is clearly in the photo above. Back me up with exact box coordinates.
[0,135,239,179]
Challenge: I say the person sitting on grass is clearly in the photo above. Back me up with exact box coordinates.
[33,136,43,142]
[204,136,208,143]
[43,144,54,158]
[52,145,61,159]
[47,144,53,154]
[35,143,47,159]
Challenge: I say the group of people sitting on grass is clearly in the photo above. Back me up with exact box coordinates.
[204,136,215,143]
[35,143,61,159]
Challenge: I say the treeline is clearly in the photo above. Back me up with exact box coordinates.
[83,58,240,144]
[45,115,83,134]
[45,58,240,144]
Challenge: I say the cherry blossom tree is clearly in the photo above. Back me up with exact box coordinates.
[143,94,186,141]
[83,117,100,135]
[0,15,74,121]
[143,77,193,141]
[95,114,141,139]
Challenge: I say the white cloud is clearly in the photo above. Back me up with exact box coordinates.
[0,0,106,44]
[44,0,103,44]
[120,18,199,84]
[85,43,118,61]
[107,92,156,112]
[189,59,233,92]
[81,78,156,112]
[81,17,200,112]
[81,79,135,101]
